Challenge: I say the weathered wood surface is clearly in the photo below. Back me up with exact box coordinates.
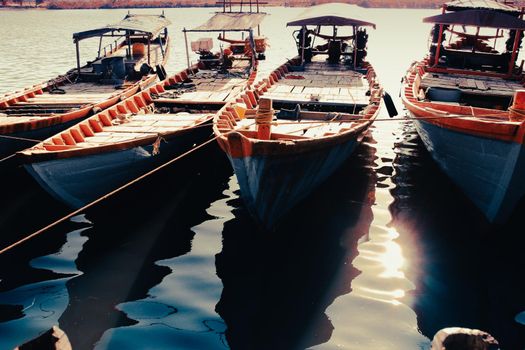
[70,112,210,148]
[261,58,371,106]
[421,72,523,97]
[159,72,248,103]
[236,116,355,138]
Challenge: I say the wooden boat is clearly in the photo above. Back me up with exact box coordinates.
[17,6,266,208]
[214,4,392,228]
[0,13,171,158]
[401,0,525,223]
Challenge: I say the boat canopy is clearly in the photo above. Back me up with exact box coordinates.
[423,9,525,29]
[286,4,376,28]
[73,14,171,42]
[444,0,521,15]
[188,12,267,32]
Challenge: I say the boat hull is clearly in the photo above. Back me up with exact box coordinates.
[228,134,363,228]
[412,117,525,222]
[24,126,211,208]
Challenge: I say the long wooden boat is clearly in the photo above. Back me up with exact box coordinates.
[0,14,171,158]
[17,8,266,208]
[401,0,525,223]
[214,4,391,228]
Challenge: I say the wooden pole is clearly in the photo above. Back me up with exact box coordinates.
[507,29,522,76]
[159,36,165,58]
[434,24,444,67]
[494,28,500,48]
[98,36,103,58]
[353,25,357,70]
[184,28,191,70]
[256,98,272,140]
[127,31,131,58]
[249,28,256,68]
[300,25,306,66]
[472,26,480,53]
[147,36,151,65]
[75,40,81,76]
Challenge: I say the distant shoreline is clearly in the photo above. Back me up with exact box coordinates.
[0,1,442,10]
[0,5,441,10]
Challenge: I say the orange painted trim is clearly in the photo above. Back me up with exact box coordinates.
[212,56,381,159]
[401,60,525,145]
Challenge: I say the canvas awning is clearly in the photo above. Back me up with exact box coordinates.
[73,14,171,41]
[423,9,525,29]
[188,12,267,32]
[286,3,376,28]
[445,0,521,15]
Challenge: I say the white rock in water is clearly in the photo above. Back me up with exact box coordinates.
[431,327,499,350]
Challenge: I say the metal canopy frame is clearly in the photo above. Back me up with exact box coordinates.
[72,13,170,76]
[182,1,266,72]
[287,4,375,69]
[428,4,525,76]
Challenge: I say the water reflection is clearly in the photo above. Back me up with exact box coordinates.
[95,173,236,350]
[215,135,376,350]
[0,226,88,349]
[318,124,430,350]
[391,121,525,349]
[53,148,231,350]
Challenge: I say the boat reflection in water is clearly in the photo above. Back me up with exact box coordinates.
[0,147,231,350]
[390,122,525,350]
[215,134,376,349]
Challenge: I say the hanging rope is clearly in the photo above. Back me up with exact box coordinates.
[0,124,254,256]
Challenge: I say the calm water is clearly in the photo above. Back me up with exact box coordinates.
[1,7,525,350]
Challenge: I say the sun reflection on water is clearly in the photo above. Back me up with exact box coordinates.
[378,229,406,280]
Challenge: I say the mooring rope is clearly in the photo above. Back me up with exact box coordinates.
[0,134,42,143]
[255,108,274,125]
[257,113,515,127]
[0,123,255,256]
[0,153,17,164]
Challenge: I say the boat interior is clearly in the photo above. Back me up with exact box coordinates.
[23,51,259,155]
[417,69,524,110]
[215,57,381,142]
[418,13,525,110]
[25,82,216,154]
[263,57,371,114]
[213,14,382,141]
[152,31,258,111]
[78,36,168,85]
[0,83,120,124]
[0,15,170,124]
[153,62,253,111]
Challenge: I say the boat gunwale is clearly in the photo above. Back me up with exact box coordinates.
[213,57,381,158]
[17,59,257,163]
[0,36,171,135]
[401,59,525,144]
